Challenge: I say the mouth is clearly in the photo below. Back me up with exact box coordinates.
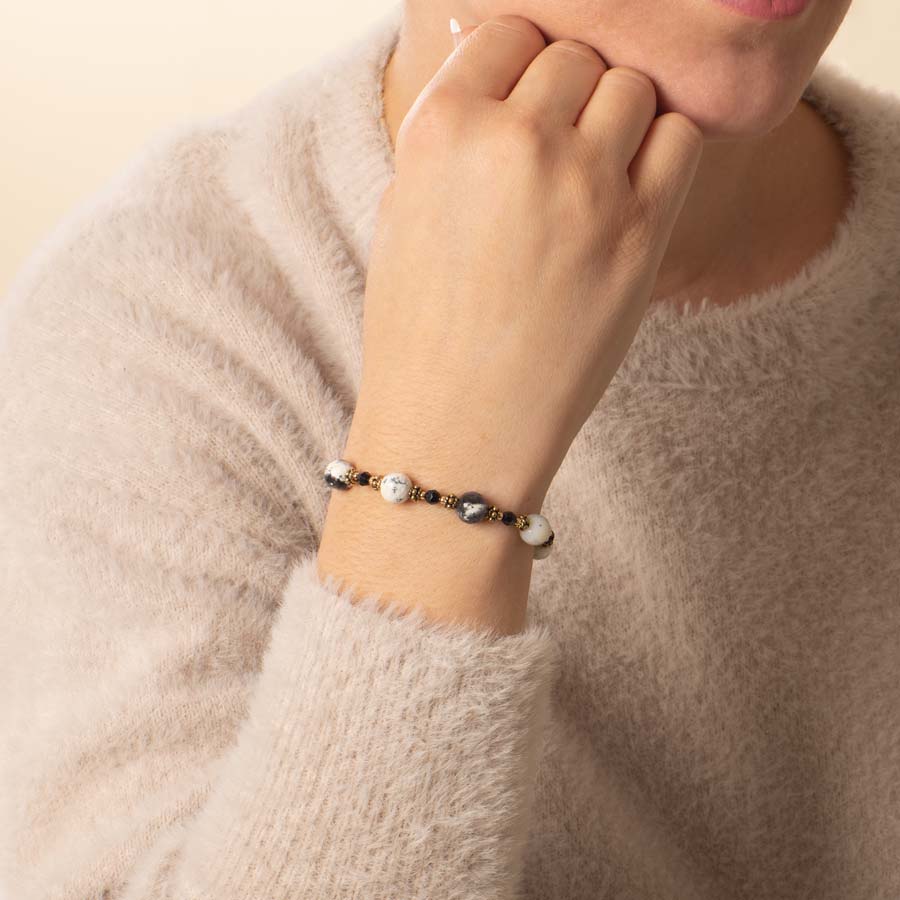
[710,0,811,20]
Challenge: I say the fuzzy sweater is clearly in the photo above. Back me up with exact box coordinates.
[3,4,900,898]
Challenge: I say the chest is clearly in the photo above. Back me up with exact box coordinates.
[521,374,900,900]
[529,374,900,715]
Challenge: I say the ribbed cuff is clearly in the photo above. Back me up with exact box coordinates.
[175,550,561,898]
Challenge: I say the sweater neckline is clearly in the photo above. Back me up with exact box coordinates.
[308,2,899,389]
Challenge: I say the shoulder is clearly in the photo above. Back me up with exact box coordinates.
[0,66,342,553]
[1,53,331,329]
[1,5,405,440]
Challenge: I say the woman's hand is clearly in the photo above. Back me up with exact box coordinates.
[348,13,704,505]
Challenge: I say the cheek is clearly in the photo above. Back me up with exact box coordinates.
[654,5,844,138]
[602,4,843,139]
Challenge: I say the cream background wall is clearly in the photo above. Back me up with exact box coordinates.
[1,0,896,295]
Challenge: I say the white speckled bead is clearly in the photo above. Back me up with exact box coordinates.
[324,458,353,489]
[380,472,412,503]
[533,542,553,560]
[519,513,552,547]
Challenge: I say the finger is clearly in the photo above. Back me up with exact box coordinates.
[576,67,659,169]
[449,18,478,52]
[628,112,704,214]
[439,15,548,101]
[505,40,609,128]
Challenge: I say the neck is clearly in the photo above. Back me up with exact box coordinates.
[381,8,852,311]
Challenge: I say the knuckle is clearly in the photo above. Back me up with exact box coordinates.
[400,88,462,146]
[484,14,545,42]
[499,111,550,155]
[547,39,602,63]
[421,84,463,115]
[606,66,656,97]
[661,111,705,145]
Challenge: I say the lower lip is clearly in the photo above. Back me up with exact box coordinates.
[711,0,810,20]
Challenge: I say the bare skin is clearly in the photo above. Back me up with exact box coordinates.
[382,6,853,312]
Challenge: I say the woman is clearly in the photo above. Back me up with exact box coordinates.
[1,0,898,897]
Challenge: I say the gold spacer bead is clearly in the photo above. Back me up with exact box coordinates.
[486,506,502,522]
[370,474,382,490]
[514,514,529,530]
[440,493,459,509]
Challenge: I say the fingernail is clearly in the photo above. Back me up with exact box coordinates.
[449,17,462,49]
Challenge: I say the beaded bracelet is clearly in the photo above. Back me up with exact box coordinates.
[323,458,555,560]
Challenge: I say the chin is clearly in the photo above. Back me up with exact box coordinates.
[468,0,852,143]
[647,55,810,143]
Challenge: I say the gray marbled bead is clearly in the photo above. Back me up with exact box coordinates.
[457,491,489,524]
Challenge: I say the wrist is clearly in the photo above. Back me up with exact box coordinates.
[344,402,556,516]
[318,482,534,636]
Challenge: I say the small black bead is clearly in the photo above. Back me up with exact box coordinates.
[356,471,371,486]
[501,511,517,525]
[424,489,441,504]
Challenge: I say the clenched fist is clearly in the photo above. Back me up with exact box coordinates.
[349,14,703,505]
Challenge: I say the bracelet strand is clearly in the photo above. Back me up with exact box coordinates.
[323,458,555,560]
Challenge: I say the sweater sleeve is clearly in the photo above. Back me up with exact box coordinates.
[144,556,559,899]
[0,140,561,900]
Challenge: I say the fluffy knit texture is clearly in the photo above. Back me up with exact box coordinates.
[3,4,900,898]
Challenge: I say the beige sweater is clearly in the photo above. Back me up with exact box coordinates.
[3,4,900,897]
